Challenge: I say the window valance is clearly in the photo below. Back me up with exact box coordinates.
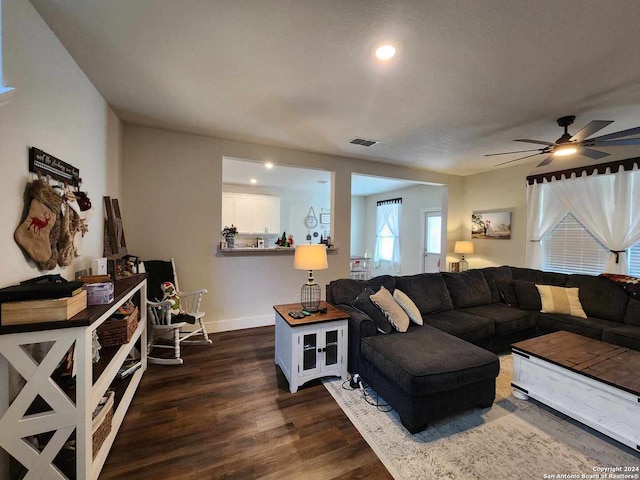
[526,156,640,185]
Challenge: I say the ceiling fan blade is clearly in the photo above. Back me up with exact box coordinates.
[515,139,555,146]
[591,138,640,147]
[494,152,543,166]
[536,155,554,167]
[578,147,610,160]
[569,120,614,143]
[588,125,640,142]
[485,148,545,157]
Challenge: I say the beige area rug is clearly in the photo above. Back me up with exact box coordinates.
[323,355,639,480]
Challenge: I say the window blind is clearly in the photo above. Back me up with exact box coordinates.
[541,213,609,275]
[629,243,640,277]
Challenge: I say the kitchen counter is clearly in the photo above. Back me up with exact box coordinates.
[216,246,339,256]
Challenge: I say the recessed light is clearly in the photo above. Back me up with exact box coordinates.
[264,162,274,169]
[375,45,396,60]
[250,178,257,184]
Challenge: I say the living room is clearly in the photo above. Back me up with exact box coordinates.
[1,0,639,479]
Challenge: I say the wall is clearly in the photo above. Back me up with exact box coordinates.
[362,184,444,276]
[0,0,122,287]
[456,162,534,269]
[123,125,463,332]
[350,196,366,256]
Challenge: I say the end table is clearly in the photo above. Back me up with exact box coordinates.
[273,301,349,393]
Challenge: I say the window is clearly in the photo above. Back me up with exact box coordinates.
[0,0,15,102]
[630,243,640,277]
[541,213,609,275]
[373,198,401,268]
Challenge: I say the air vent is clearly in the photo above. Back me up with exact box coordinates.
[349,137,379,147]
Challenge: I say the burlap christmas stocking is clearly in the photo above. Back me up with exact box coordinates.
[14,199,56,262]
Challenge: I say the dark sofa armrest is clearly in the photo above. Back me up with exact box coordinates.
[337,304,377,375]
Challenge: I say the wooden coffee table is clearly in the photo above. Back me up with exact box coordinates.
[511,331,640,451]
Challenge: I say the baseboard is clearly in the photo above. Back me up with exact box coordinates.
[205,314,274,333]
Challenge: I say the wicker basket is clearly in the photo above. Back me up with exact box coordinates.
[92,390,114,458]
[97,307,139,347]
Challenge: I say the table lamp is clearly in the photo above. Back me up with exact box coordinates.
[454,241,474,271]
[294,244,328,312]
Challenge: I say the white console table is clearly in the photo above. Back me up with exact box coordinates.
[0,275,147,480]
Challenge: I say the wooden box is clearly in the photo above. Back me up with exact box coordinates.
[0,290,88,326]
[97,307,139,347]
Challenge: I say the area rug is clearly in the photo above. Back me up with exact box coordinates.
[323,355,639,480]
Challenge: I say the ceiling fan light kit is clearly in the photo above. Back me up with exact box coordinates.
[488,115,640,167]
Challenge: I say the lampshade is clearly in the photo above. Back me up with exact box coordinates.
[294,245,328,271]
[454,241,474,255]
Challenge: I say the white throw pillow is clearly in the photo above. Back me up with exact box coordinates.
[393,289,423,325]
[370,286,410,333]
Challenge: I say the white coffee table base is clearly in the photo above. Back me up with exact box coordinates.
[511,349,640,452]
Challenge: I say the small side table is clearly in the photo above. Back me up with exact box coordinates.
[273,302,349,393]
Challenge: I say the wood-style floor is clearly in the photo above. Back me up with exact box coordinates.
[100,326,392,480]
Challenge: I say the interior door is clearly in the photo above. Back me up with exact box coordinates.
[423,212,442,273]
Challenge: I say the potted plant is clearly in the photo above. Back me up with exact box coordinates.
[221,225,238,249]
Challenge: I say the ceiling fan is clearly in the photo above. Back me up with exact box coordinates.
[487,115,640,167]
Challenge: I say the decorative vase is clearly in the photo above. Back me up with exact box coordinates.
[225,235,235,249]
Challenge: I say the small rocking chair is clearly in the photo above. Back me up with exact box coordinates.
[144,258,212,365]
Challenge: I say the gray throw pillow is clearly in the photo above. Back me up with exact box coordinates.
[352,287,393,334]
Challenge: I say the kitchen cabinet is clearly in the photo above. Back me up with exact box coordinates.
[222,193,280,234]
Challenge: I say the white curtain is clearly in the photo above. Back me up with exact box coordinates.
[373,202,401,273]
[545,167,640,274]
[525,181,568,269]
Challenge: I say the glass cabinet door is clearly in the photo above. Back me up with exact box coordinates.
[324,329,339,367]
[302,333,318,372]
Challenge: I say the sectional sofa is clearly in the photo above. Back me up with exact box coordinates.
[325,266,640,433]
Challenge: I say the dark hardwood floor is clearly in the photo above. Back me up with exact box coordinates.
[100,326,392,480]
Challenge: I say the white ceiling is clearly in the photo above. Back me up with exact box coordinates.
[30,0,640,176]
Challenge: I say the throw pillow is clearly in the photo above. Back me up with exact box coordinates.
[370,286,410,333]
[536,285,587,319]
[512,280,542,311]
[352,287,393,334]
[393,289,423,325]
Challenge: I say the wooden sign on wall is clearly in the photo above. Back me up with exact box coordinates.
[29,147,81,186]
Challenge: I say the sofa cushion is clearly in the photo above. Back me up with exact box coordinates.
[567,275,629,323]
[441,271,492,309]
[625,298,640,327]
[460,304,536,337]
[393,289,423,325]
[536,285,587,319]
[370,286,410,333]
[512,280,541,311]
[536,313,622,340]
[510,267,567,286]
[602,326,640,351]
[423,310,495,345]
[478,266,513,304]
[328,276,396,306]
[394,273,453,314]
[360,324,500,396]
[352,287,392,334]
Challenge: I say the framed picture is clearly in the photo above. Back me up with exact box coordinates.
[472,210,511,240]
[319,213,330,224]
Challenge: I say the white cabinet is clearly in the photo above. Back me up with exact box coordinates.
[274,303,348,393]
[222,193,280,234]
[0,276,147,480]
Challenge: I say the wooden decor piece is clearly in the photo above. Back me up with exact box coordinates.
[103,197,127,257]
[0,290,87,325]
